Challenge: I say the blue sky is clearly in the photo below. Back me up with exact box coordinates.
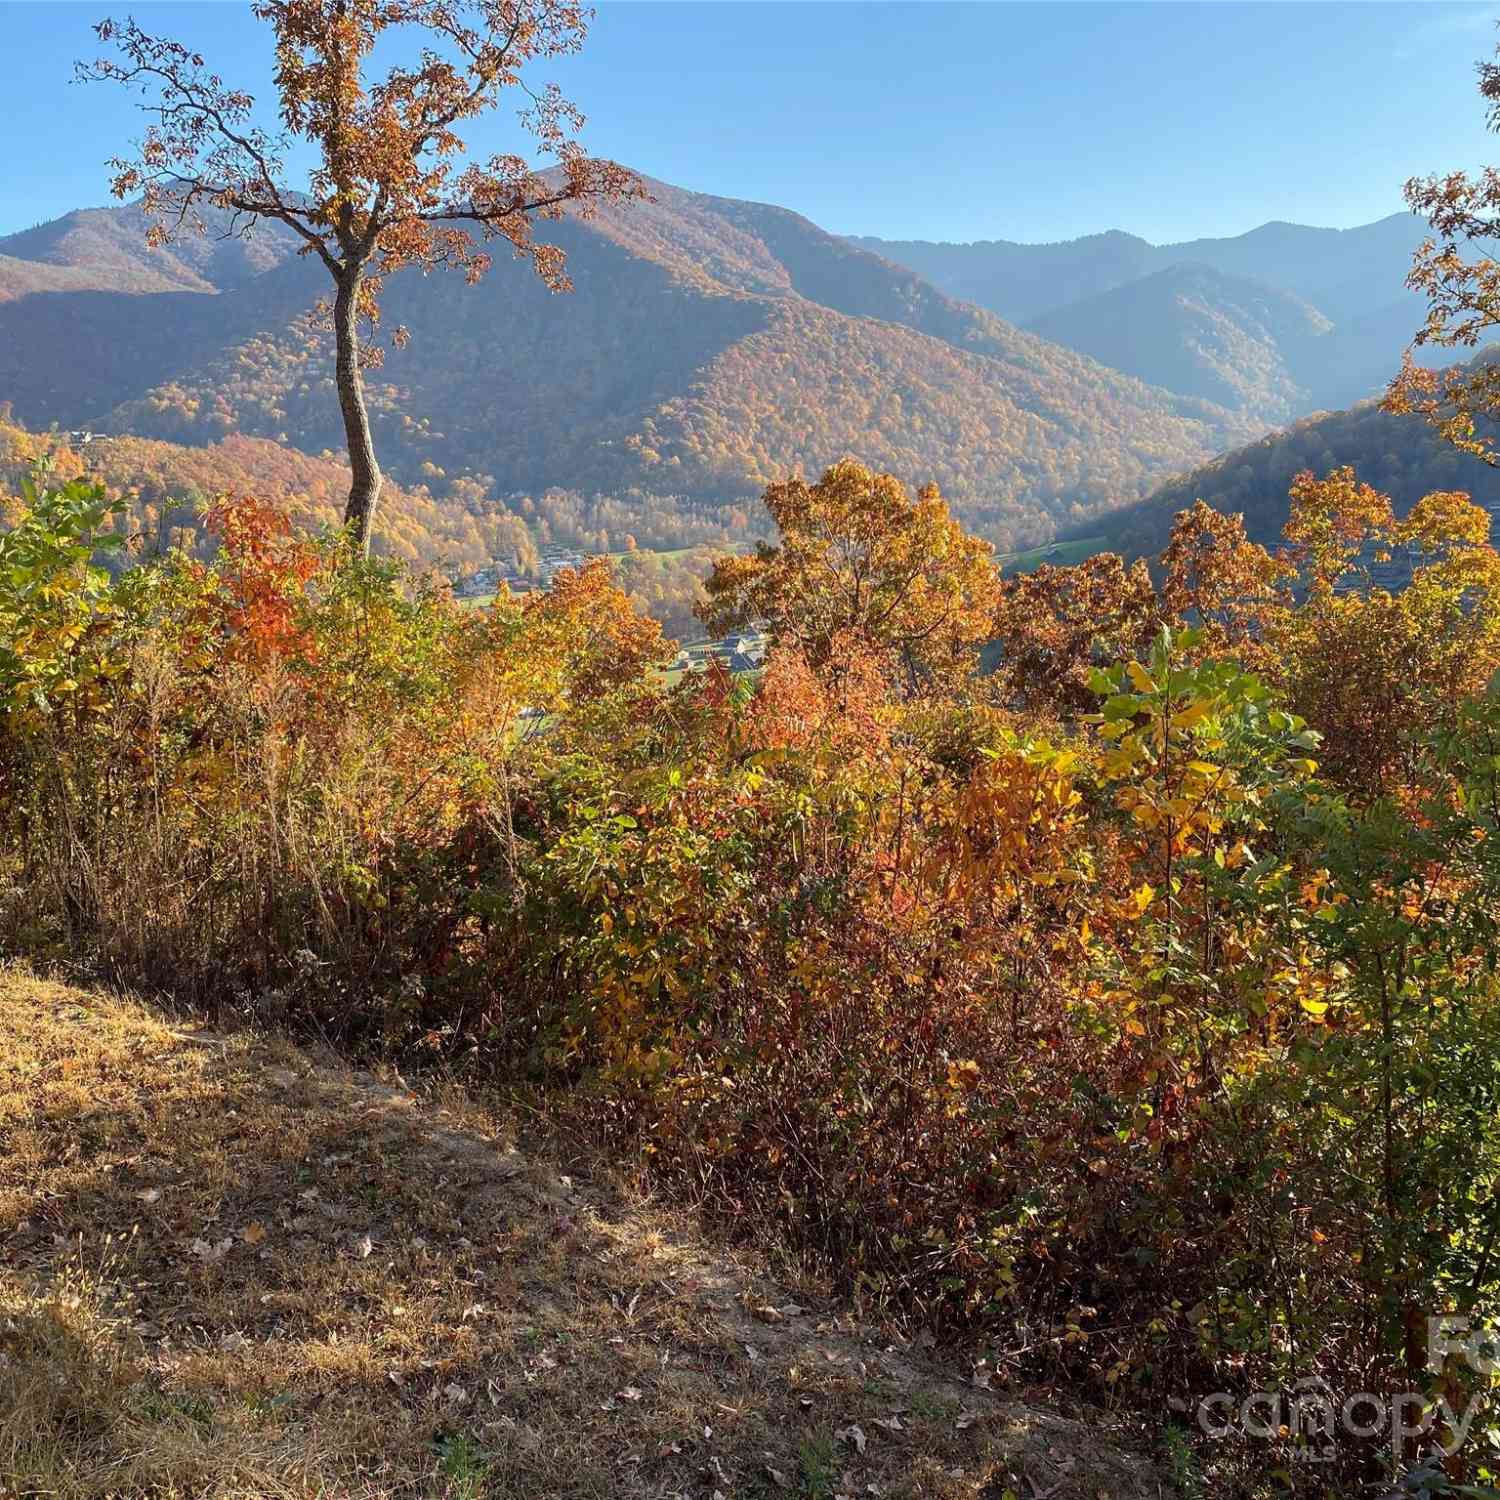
[2,1,1497,244]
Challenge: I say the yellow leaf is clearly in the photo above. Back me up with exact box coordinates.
[946,1059,982,1092]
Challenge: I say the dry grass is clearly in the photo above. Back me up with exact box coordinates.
[0,970,1169,1499]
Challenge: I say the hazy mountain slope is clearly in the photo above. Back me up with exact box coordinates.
[1308,294,1443,407]
[854,213,1441,421]
[0,183,1248,550]
[854,213,1428,327]
[1025,264,1333,425]
[0,252,187,301]
[1084,390,1500,560]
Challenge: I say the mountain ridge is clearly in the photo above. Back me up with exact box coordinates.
[849,211,1423,321]
[852,211,1438,421]
[0,178,1251,552]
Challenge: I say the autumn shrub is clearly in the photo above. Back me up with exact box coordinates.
[0,478,668,1042]
[13,458,1500,1493]
[524,463,1500,1491]
[529,626,1500,1491]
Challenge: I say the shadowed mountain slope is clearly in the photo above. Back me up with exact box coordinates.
[1082,376,1500,560]
[1025,263,1333,426]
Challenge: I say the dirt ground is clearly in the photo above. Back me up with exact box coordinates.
[0,970,1173,1499]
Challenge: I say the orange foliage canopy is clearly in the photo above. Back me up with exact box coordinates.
[1272,467,1500,794]
[699,459,999,697]
[522,558,669,703]
[990,551,1160,717]
[988,464,1500,800]
[200,495,324,667]
[991,502,1291,721]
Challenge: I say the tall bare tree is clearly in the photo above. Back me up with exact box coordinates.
[82,0,642,552]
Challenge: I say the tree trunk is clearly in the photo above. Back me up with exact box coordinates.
[334,268,383,555]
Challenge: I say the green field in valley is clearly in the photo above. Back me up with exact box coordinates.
[997,535,1107,573]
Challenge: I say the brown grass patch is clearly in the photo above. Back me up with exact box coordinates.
[0,971,1167,1498]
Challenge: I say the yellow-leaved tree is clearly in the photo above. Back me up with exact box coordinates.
[699,459,1000,699]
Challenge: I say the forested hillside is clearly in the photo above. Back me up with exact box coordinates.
[0,413,740,636]
[0,184,1250,552]
[1088,378,1500,557]
[8,190,1464,554]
